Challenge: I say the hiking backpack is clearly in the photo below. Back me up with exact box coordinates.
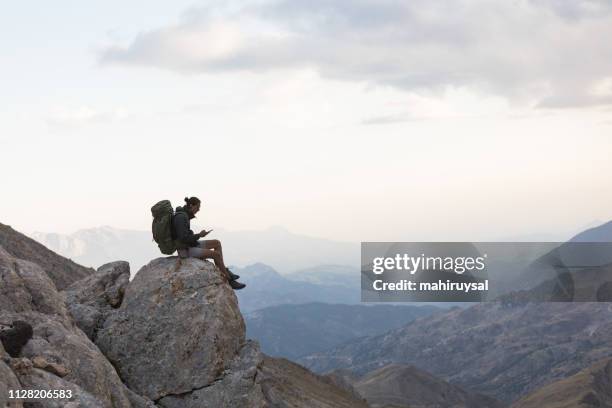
[151,200,176,255]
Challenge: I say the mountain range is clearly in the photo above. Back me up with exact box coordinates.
[234,263,361,312]
[245,303,439,359]
[29,225,360,274]
[301,301,612,403]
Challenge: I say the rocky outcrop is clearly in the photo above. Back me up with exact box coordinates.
[1,222,371,408]
[63,261,130,340]
[96,257,248,401]
[0,245,138,407]
[0,223,93,290]
[96,256,371,407]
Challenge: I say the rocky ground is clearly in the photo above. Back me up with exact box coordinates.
[0,225,370,408]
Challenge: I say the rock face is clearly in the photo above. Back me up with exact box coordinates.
[0,222,93,290]
[0,245,139,408]
[158,340,265,408]
[63,261,130,340]
[0,342,23,408]
[96,257,250,402]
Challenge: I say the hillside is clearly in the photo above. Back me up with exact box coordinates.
[352,364,504,408]
[0,222,92,290]
[570,220,612,242]
[301,301,612,403]
[511,358,612,408]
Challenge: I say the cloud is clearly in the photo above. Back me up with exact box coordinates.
[361,113,420,125]
[47,106,130,129]
[99,0,612,108]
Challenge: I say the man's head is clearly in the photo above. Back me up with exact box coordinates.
[184,196,201,216]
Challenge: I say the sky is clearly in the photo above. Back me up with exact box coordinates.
[1,0,611,242]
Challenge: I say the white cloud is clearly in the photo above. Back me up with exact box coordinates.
[47,106,131,129]
[99,0,612,109]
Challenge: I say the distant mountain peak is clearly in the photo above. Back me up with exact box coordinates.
[570,220,612,242]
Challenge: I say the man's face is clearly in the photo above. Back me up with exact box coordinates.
[192,203,201,215]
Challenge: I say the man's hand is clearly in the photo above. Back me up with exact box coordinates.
[199,229,211,238]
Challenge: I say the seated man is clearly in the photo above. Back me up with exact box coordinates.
[173,196,245,290]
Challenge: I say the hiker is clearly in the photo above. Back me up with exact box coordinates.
[173,197,246,290]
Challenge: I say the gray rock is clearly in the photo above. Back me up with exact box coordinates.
[12,360,104,408]
[63,303,101,340]
[13,313,134,408]
[96,257,246,401]
[0,345,23,408]
[122,387,156,408]
[158,340,266,408]
[63,261,130,339]
[0,246,68,318]
[0,247,134,408]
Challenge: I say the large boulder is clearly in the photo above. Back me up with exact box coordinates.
[63,261,130,340]
[95,257,369,408]
[96,257,247,401]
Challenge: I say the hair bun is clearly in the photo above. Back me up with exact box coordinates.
[184,197,189,203]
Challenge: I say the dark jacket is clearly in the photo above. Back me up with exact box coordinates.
[173,206,200,249]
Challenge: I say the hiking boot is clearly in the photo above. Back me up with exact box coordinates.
[227,269,240,281]
[230,280,246,290]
